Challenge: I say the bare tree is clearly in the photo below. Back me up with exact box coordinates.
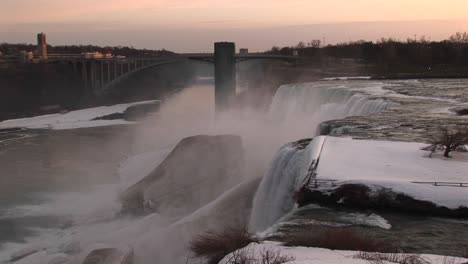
[448,32,468,43]
[425,126,468,158]
[307,40,321,48]
[295,41,306,49]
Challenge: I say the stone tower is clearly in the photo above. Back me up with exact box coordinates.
[37,32,48,60]
[214,42,236,113]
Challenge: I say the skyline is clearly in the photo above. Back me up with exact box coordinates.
[2,0,468,52]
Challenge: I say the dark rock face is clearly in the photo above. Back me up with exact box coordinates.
[92,101,160,121]
[82,248,133,264]
[297,183,468,218]
[122,102,160,121]
[291,138,313,150]
[456,108,468,116]
[120,135,244,216]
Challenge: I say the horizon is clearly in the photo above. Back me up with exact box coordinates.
[3,20,468,53]
[1,1,468,52]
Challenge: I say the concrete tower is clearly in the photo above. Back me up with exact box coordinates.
[214,42,236,112]
[37,32,48,60]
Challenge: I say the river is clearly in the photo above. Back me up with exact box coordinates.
[0,79,467,263]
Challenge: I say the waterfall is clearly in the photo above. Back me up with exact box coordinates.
[249,141,310,232]
[250,82,396,232]
[269,82,396,122]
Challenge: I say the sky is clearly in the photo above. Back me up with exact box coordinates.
[1,0,468,52]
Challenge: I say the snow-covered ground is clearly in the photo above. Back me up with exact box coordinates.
[0,100,158,130]
[317,137,468,209]
[221,242,468,264]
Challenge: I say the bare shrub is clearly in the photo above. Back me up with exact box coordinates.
[258,249,294,264]
[356,252,431,264]
[189,226,258,264]
[223,248,294,264]
[283,228,396,252]
[424,126,468,158]
[224,248,254,264]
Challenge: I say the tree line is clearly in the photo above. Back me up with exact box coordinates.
[266,32,468,74]
[0,43,175,57]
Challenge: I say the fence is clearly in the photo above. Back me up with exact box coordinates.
[412,181,468,187]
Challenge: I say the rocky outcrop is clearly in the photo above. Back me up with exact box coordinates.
[93,101,160,121]
[297,183,468,218]
[120,134,244,216]
[455,108,468,116]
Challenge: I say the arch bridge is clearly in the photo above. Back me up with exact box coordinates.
[54,42,297,112]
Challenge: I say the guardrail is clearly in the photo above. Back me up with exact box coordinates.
[307,179,339,189]
[412,181,468,187]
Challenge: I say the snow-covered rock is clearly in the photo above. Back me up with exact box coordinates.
[120,134,244,216]
[315,137,468,210]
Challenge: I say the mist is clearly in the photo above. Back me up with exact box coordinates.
[0,73,395,263]
[47,78,390,263]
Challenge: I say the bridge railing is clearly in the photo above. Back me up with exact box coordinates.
[307,179,339,189]
[412,181,468,187]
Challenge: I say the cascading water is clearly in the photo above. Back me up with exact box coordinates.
[249,141,309,232]
[250,82,396,232]
[249,137,325,232]
[269,82,396,121]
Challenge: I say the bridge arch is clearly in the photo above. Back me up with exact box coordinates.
[74,42,298,112]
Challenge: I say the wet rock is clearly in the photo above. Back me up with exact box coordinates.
[92,112,125,121]
[120,134,244,215]
[81,248,133,264]
[456,108,468,116]
[298,183,468,218]
[123,101,160,121]
[93,101,160,121]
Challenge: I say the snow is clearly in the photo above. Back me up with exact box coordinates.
[221,241,468,264]
[0,100,158,130]
[322,76,372,81]
[317,137,468,209]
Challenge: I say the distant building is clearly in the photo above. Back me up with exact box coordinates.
[82,52,113,59]
[37,32,48,60]
[19,51,34,63]
[239,48,249,55]
[293,50,299,56]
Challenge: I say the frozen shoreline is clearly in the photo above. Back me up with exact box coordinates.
[221,241,468,264]
[0,100,158,130]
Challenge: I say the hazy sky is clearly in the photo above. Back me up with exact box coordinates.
[1,0,468,52]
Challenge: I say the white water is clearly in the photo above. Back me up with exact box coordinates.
[2,81,396,264]
[249,83,395,232]
[269,83,395,122]
[249,141,316,232]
